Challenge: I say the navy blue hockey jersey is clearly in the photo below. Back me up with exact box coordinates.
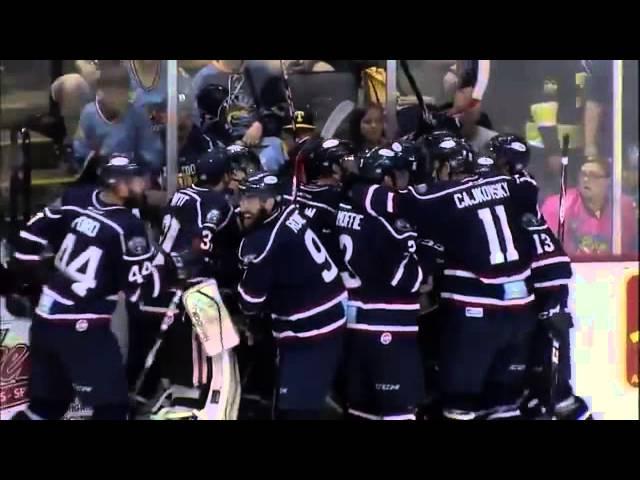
[237,204,347,340]
[283,183,345,281]
[356,174,541,309]
[15,202,158,324]
[335,199,423,328]
[158,185,238,286]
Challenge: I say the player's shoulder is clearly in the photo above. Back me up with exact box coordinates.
[239,205,297,262]
[298,184,342,212]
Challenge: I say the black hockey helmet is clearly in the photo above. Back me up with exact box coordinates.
[195,147,231,185]
[99,153,149,186]
[358,146,410,184]
[391,139,432,186]
[196,84,229,122]
[487,134,530,174]
[239,172,282,200]
[432,137,476,177]
[226,144,262,178]
[306,138,354,182]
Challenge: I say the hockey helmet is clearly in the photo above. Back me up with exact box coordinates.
[487,134,530,174]
[432,137,476,177]
[358,146,410,184]
[239,172,282,200]
[99,153,149,186]
[306,138,354,182]
[391,139,432,186]
[226,144,262,178]
[195,147,231,185]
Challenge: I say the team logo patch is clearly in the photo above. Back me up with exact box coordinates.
[391,142,403,152]
[380,332,392,345]
[206,209,221,225]
[477,156,494,166]
[127,236,148,255]
[75,320,88,332]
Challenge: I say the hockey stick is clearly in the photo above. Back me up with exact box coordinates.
[279,61,302,200]
[399,60,433,139]
[321,100,355,139]
[557,134,570,244]
[132,288,183,401]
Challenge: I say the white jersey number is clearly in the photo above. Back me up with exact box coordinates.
[338,233,362,289]
[533,233,555,254]
[477,205,519,265]
[304,229,338,283]
[54,233,103,297]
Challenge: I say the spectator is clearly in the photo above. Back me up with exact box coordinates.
[447,60,491,140]
[541,157,638,256]
[281,107,320,179]
[348,104,386,155]
[126,60,192,135]
[72,63,163,173]
[190,60,287,170]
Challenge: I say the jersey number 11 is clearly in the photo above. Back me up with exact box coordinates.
[477,205,519,265]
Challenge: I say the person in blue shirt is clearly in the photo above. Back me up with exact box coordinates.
[73,63,164,174]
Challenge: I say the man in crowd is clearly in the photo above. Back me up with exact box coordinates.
[541,157,638,256]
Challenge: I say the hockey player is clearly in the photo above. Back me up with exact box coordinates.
[226,144,263,207]
[237,172,347,420]
[487,134,591,420]
[283,139,353,270]
[140,147,242,419]
[336,147,425,420]
[9,154,187,420]
[350,138,541,420]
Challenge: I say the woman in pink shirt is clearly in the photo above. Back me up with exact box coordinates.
[541,158,638,256]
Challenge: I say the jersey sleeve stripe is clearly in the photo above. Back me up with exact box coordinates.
[123,251,154,261]
[14,252,43,261]
[533,279,571,288]
[348,300,420,311]
[411,264,423,293]
[390,255,410,287]
[272,317,345,339]
[238,284,267,303]
[443,268,531,284]
[26,212,45,226]
[440,292,535,306]
[271,292,348,321]
[19,231,48,245]
[42,286,74,306]
[531,256,571,269]
[347,323,419,332]
[44,207,62,219]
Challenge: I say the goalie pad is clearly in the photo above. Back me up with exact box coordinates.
[183,279,241,357]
